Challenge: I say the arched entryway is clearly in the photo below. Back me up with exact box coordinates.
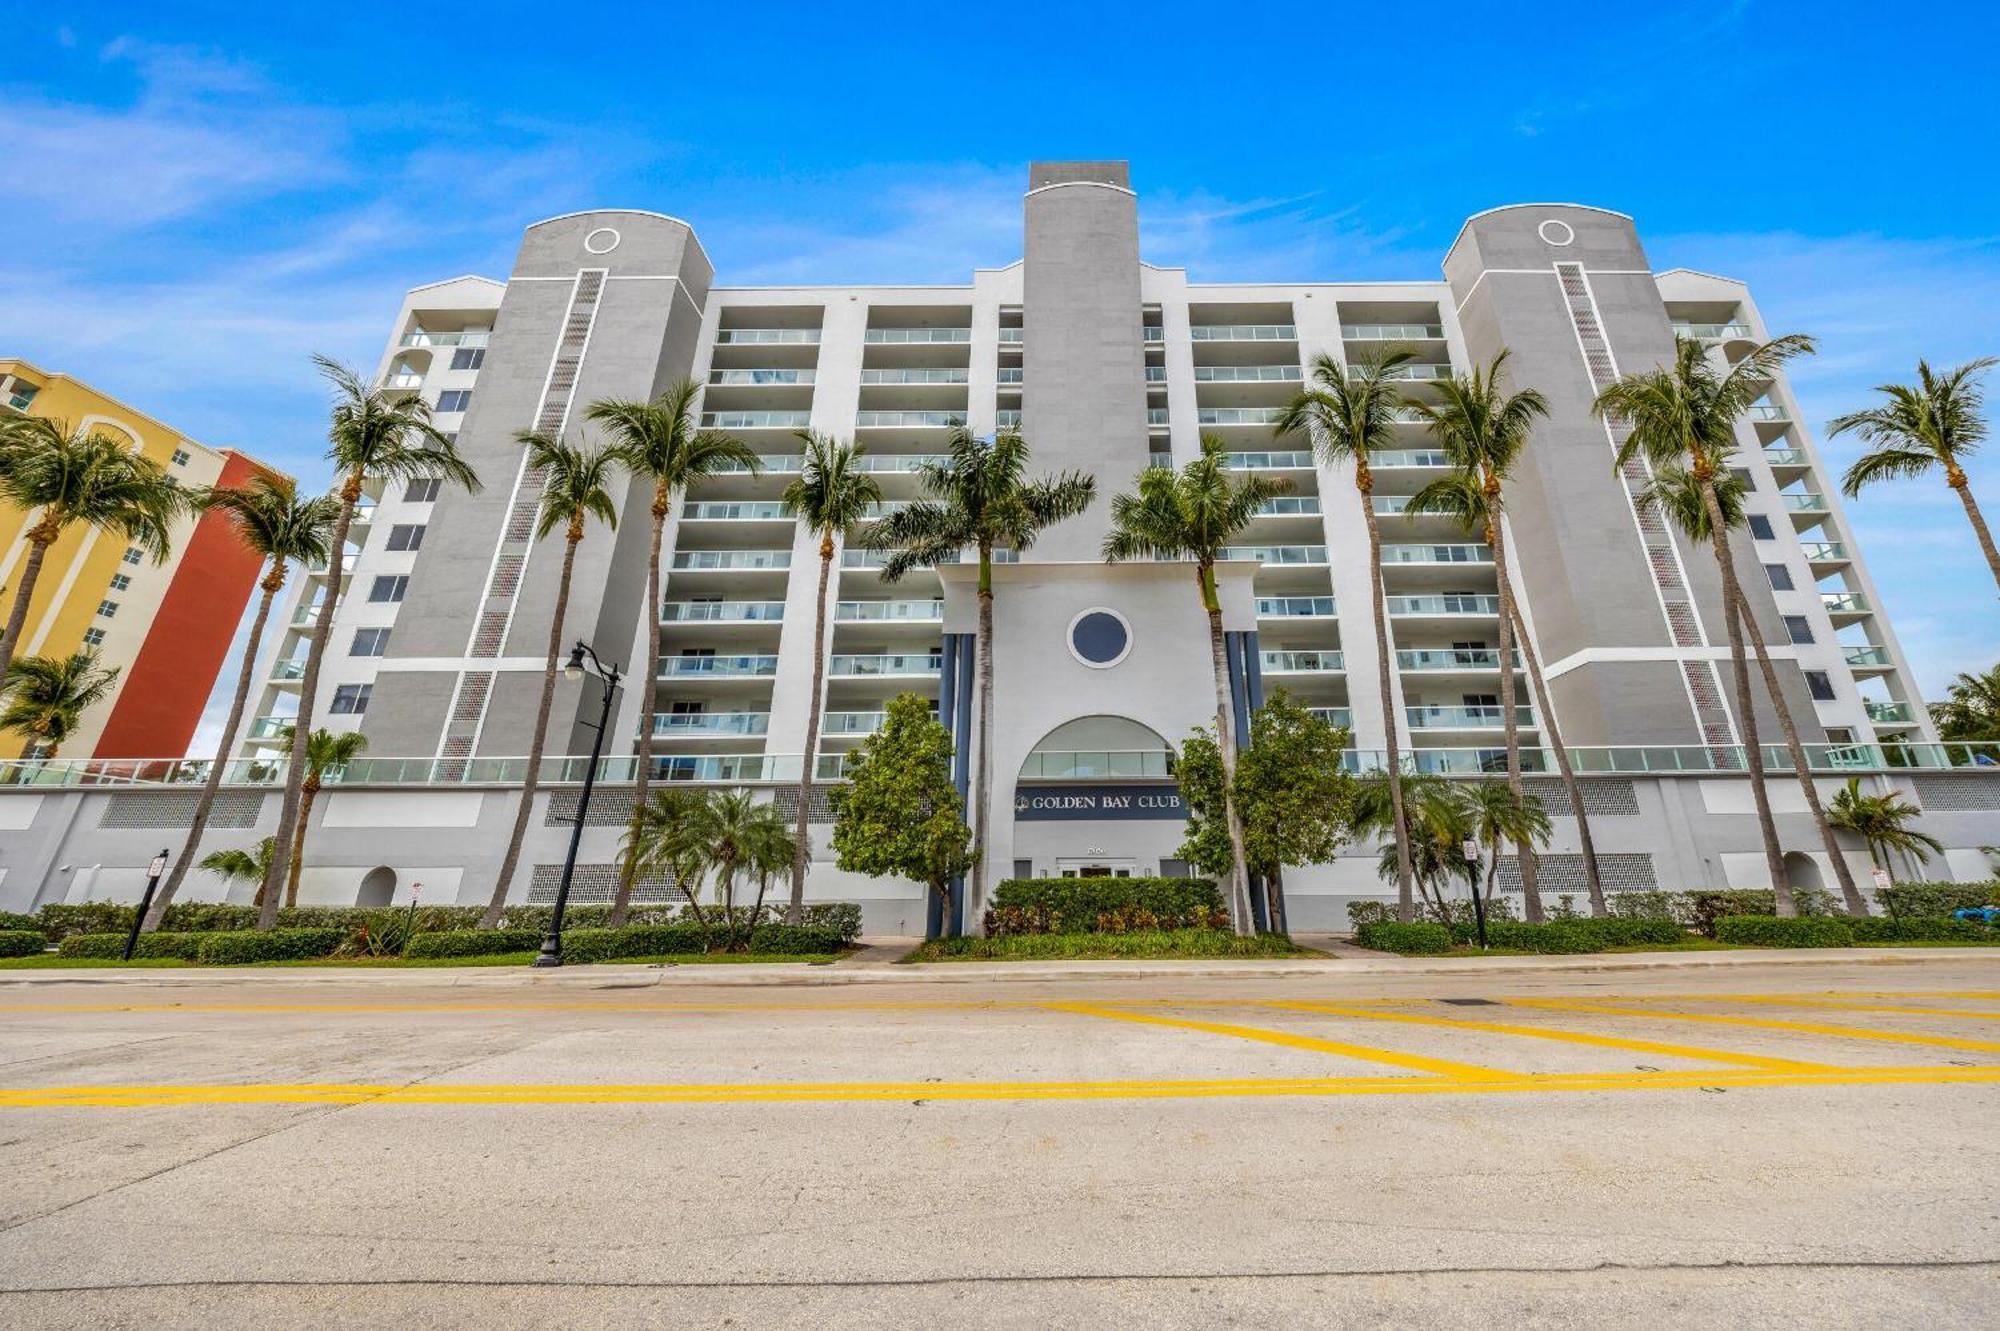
[1012,715,1184,880]
[356,866,397,908]
[1782,852,1824,898]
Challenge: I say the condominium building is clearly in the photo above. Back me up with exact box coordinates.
[222,160,1941,920]
[0,359,283,757]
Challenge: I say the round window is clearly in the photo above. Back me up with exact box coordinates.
[583,226,622,254]
[1537,218,1575,247]
[1068,609,1132,669]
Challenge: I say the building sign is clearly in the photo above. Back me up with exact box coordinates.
[1014,785,1186,821]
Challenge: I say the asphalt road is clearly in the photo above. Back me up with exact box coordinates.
[1,956,1997,1328]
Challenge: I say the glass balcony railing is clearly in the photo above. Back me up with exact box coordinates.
[1372,449,1451,468]
[860,368,968,385]
[268,658,307,681]
[1198,407,1286,426]
[1223,450,1315,470]
[682,501,787,521]
[1193,365,1303,383]
[1381,543,1493,564]
[1256,596,1336,617]
[1141,327,1164,344]
[398,330,489,349]
[1799,541,1849,562]
[653,754,805,782]
[864,328,970,344]
[998,410,1023,428]
[247,715,295,739]
[1190,325,1297,341]
[857,501,914,520]
[1398,648,1523,671]
[1310,707,1354,728]
[998,367,1025,384]
[1144,366,1166,383]
[1782,493,1830,512]
[1672,322,1753,340]
[651,712,770,736]
[1762,447,1808,466]
[999,328,1025,344]
[1844,645,1892,668]
[661,601,786,623]
[670,550,791,571]
[715,329,820,345]
[1349,363,1451,382]
[1822,591,1870,614]
[1219,545,1328,565]
[1747,405,1789,422]
[1342,323,1445,341]
[1387,594,1501,615]
[1019,750,1174,780]
[821,711,887,735]
[1407,705,1536,729]
[856,410,962,428]
[1261,650,1344,673]
[829,653,943,677]
[1256,497,1321,516]
[704,456,799,475]
[841,548,961,569]
[1145,408,1170,426]
[852,453,950,473]
[836,599,943,622]
[657,655,778,679]
[382,372,422,389]
[701,411,811,430]
[1865,701,1915,724]
[708,369,814,386]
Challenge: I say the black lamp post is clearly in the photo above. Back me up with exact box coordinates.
[533,640,622,969]
[1461,838,1489,950]
[123,849,170,961]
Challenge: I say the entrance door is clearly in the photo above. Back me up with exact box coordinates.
[1057,859,1137,879]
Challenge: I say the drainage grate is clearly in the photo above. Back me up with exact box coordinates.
[1439,998,1497,1006]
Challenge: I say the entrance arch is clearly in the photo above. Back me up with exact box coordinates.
[1782,852,1824,898]
[356,866,397,908]
[1018,714,1173,781]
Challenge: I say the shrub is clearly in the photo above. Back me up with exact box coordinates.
[1346,900,1397,928]
[1714,915,1854,948]
[197,928,345,965]
[1874,881,1997,918]
[37,903,136,943]
[159,903,260,933]
[910,928,1301,962]
[1849,915,1998,944]
[1606,891,1697,926]
[0,929,46,957]
[746,924,844,955]
[1685,889,1836,937]
[559,925,709,962]
[0,910,44,936]
[1353,921,1454,954]
[403,928,542,960]
[988,878,1225,934]
[57,931,215,961]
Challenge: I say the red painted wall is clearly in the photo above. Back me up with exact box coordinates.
[94,451,278,757]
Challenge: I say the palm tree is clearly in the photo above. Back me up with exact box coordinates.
[623,787,717,926]
[282,727,370,910]
[0,418,189,682]
[586,382,759,927]
[1931,664,2000,742]
[261,356,481,914]
[198,838,277,900]
[1103,435,1291,935]
[865,426,1096,927]
[1827,777,1943,887]
[687,788,794,949]
[1353,769,1473,922]
[1594,334,1818,915]
[1276,350,1420,920]
[778,431,882,924]
[481,432,621,927]
[1830,357,2000,594]
[1458,780,1553,909]
[0,651,120,757]
[1406,350,1568,919]
[144,477,340,930]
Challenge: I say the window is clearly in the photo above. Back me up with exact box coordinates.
[82,627,106,646]
[449,348,485,371]
[403,477,442,503]
[368,575,409,603]
[170,448,191,467]
[351,627,391,657]
[436,390,473,413]
[1804,670,1836,701]
[1764,563,1794,591]
[386,524,426,551]
[1748,514,1775,540]
[1825,727,1854,744]
[96,600,119,618]
[121,546,144,565]
[329,683,372,715]
[1730,467,1754,490]
[1783,615,1814,645]
[108,573,132,592]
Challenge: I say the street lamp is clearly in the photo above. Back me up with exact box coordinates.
[1460,838,1489,950]
[534,641,622,968]
[123,849,171,961]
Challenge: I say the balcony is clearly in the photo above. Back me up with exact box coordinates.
[1256,595,1337,618]
[1019,750,1173,780]
[1864,700,1916,725]
[1388,594,1500,616]
[1398,648,1522,671]
[700,411,811,430]
[1381,544,1493,565]
[1219,545,1328,565]
[715,329,821,345]
[1349,363,1452,382]
[651,712,770,737]
[1763,447,1808,467]
[1000,328,1026,345]
[1747,405,1789,423]
[1782,492,1830,513]
[1143,366,1166,383]
[1672,322,1753,341]
[382,372,423,390]
[1198,407,1287,426]
[821,710,887,736]
[1222,450,1315,471]
[247,715,295,740]
[864,328,970,344]
[657,655,778,679]
[670,550,791,572]
[708,369,815,386]
[653,753,803,782]
[268,658,307,681]
[860,367,968,385]
[1799,540,1849,564]
[998,367,1025,385]
[829,653,942,678]
[842,548,960,569]
[1311,707,1354,728]
[706,456,802,475]
[852,454,950,473]
[1373,449,1451,468]
[399,330,489,349]
[1343,323,1445,341]
[1262,650,1344,674]
[1141,327,1164,344]
[1190,325,1296,341]
[856,410,962,428]
[1193,365,1302,383]
[1821,591,1870,615]
[836,599,943,622]
[661,601,786,623]
[1844,645,1893,670]
[1407,705,1535,730]
[998,410,1023,428]
[682,501,788,522]
[1256,496,1322,517]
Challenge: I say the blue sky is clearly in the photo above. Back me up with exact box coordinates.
[6,0,2000,718]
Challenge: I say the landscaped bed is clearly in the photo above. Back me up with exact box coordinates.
[902,876,1311,961]
[905,928,1316,962]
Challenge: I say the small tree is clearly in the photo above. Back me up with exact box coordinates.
[829,692,972,937]
[200,839,278,900]
[1458,781,1553,908]
[1828,777,1943,887]
[1,651,121,758]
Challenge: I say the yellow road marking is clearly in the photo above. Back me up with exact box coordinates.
[1042,1002,1515,1080]
[1640,996,2000,1022]
[1509,998,2000,1055]
[2,1065,1996,1107]
[1265,1001,1833,1072]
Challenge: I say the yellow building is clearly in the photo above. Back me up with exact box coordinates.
[0,359,284,758]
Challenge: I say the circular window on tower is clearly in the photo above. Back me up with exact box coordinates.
[583,226,622,254]
[1537,218,1576,247]
[1068,608,1133,669]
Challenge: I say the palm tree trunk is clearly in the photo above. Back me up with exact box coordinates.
[1732,596,1867,915]
[968,546,995,939]
[1699,477,1792,914]
[0,532,53,685]
[287,780,317,909]
[1358,468,1416,921]
[146,570,281,930]
[1508,601,1606,915]
[788,533,834,924]
[1486,502,1541,921]
[612,488,671,928]
[483,531,580,927]
[1948,467,2000,596]
[1203,577,1255,937]
[1267,866,1287,934]
[261,476,360,928]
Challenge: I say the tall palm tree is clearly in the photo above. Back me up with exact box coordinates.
[0,651,120,757]
[1458,780,1553,910]
[199,838,277,901]
[1830,357,2000,594]
[481,432,621,927]
[778,431,882,924]
[1827,777,1943,887]
[586,382,759,927]
[1352,769,1472,922]
[280,727,370,911]
[0,418,189,682]
[145,477,340,930]
[1103,434,1290,935]
[261,356,481,913]
[1594,334,1819,915]
[1276,350,1420,920]
[623,787,717,926]
[1406,350,1565,919]
[865,426,1096,926]
[687,788,794,949]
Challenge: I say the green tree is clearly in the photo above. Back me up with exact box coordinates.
[779,431,883,923]
[1830,357,2000,594]
[587,382,759,927]
[622,787,717,926]
[1407,349,1572,919]
[1457,780,1553,908]
[0,418,190,682]
[482,432,622,928]
[865,427,1094,922]
[1827,777,1943,887]
[830,692,972,935]
[1276,351,1420,919]
[199,838,278,897]
[1104,435,1292,934]
[1352,769,1474,922]
[0,651,120,758]
[685,788,795,949]
[261,357,480,912]
[275,727,370,913]
[1593,334,1820,915]
[1931,664,2000,742]
[147,477,340,931]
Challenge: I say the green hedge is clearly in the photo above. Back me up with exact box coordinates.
[1874,881,1997,918]
[58,931,215,960]
[0,930,46,957]
[1849,915,2000,944]
[404,928,542,960]
[1468,917,1689,953]
[988,878,1225,934]
[559,923,844,962]
[1714,915,1854,948]
[0,910,44,936]
[197,928,345,965]
[1353,921,1454,954]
